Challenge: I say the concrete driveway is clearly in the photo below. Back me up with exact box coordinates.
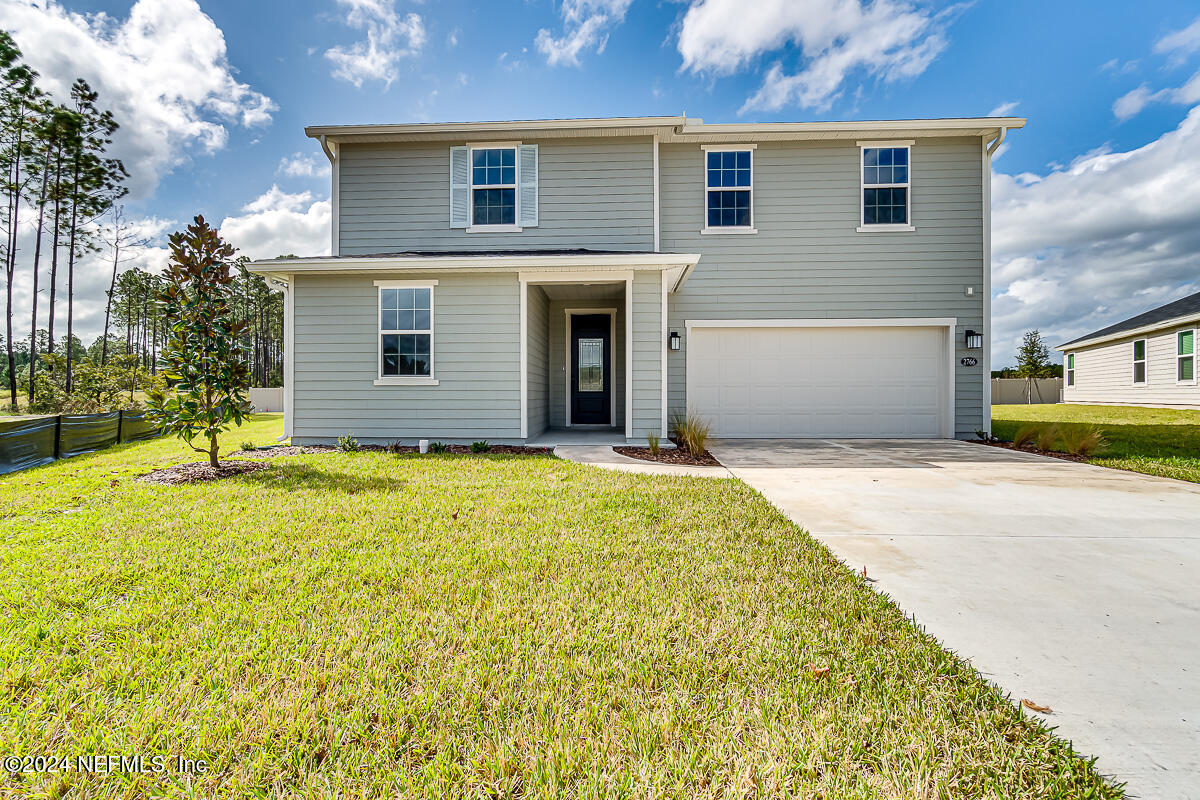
[710,439,1200,799]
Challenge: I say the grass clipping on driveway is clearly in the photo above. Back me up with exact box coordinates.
[1,416,1119,798]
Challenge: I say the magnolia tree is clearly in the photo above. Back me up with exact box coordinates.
[148,216,250,467]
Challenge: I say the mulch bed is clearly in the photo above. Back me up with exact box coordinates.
[614,445,722,467]
[969,439,1091,463]
[138,460,270,486]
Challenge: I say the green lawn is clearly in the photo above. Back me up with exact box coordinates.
[993,404,1200,483]
[1,415,1119,798]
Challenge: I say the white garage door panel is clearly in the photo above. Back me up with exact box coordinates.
[688,326,947,438]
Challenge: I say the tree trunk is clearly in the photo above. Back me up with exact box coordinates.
[64,155,81,395]
[46,147,62,355]
[28,155,50,403]
[209,433,220,468]
[3,100,26,407]
[101,238,120,366]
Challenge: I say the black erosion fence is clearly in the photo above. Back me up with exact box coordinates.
[0,411,163,476]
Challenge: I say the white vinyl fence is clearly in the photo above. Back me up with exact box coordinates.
[992,378,1062,405]
[249,387,284,412]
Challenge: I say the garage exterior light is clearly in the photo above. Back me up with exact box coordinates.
[965,329,983,349]
[669,331,681,351]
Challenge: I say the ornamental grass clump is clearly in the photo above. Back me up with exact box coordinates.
[1035,424,1060,453]
[1061,424,1108,457]
[671,411,712,455]
[1012,425,1038,449]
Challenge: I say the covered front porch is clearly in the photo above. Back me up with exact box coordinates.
[520,263,690,445]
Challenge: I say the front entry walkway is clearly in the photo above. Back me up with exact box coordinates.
[710,438,1200,799]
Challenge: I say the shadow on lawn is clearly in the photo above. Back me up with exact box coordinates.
[244,461,411,494]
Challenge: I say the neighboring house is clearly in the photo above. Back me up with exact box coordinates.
[247,114,1023,445]
[1056,291,1199,408]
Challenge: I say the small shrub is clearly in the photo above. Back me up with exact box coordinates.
[1061,424,1108,457]
[240,441,257,452]
[1034,424,1059,453]
[387,440,407,454]
[471,440,491,453]
[429,441,449,454]
[1012,425,1039,449]
[337,434,360,452]
[647,432,660,455]
[671,411,712,455]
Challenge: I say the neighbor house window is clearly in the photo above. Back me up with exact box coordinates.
[1132,339,1147,384]
[1066,353,1075,387]
[860,144,912,229]
[471,147,516,226]
[1179,329,1196,383]
[376,281,436,384]
[703,147,754,231]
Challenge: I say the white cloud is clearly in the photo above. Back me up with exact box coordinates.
[535,0,633,67]
[1155,15,1200,64]
[219,186,331,261]
[989,106,1200,364]
[1113,72,1200,120]
[1,0,275,199]
[676,0,951,113]
[988,100,1019,117]
[277,153,332,179]
[325,0,426,87]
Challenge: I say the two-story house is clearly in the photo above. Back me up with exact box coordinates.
[248,114,1023,445]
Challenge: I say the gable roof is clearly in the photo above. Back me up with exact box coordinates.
[1057,290,1200,350]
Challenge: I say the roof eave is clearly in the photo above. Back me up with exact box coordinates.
[1056,311,1200,351]
[246,252,703,275]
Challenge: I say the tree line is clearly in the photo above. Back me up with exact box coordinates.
[0,31,282,414]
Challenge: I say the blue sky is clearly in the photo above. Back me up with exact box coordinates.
[6,0,1200,364]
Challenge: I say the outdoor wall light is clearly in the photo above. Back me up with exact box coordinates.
[669,331,681,351]
[965,329,984,349]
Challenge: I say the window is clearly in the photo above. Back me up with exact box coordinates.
[471,147,515,226]
[703,148,754,231]
[1066,353,1075,387]
[1179,329,1196,383]
[376,282,436,384]
[1132,339,1147,384]
[860,144,912,230]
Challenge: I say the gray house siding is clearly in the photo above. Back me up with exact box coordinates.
[292,272,522,444]
[338,137,655,254]
[1063,325,1200,407]
[631,270,664,439]
[527,285,550,437]
[659,137,987,437]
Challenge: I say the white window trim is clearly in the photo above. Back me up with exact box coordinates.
[701,144,757,234]
[467,142,522,234]
[1066,353,1075,387]
[858,140,915,233]
[1178,328,1197,385]
[1132,338,1148,386]
[373,279,438,386]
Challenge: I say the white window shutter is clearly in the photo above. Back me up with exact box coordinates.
[518,144,538,227]
[449,146,469,228]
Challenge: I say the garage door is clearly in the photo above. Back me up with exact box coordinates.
[686,324,949,438]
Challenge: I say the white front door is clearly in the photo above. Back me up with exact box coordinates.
[686,324,950,438]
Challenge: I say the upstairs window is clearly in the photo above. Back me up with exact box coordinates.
[1066,353,1075,387]
[704,148,754,231]
[860,144,912,230]
[1132,339,1147,384]
[471,147,516,226]
[1180,329,1196,383]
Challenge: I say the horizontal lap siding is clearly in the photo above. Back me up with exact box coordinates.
[292,273,521,441]
[527,286,550,436]
[339,138,654,253]
[631,270,663,439]
[660,138,987,436]
[1064,326,1200,406]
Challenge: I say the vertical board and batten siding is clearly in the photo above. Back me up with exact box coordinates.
[547,298,625,429]
[337,137,655,254]
[291,272,522,443]
[660,137,987,436]
[1063,325,1200,407]
[527,285,550,437]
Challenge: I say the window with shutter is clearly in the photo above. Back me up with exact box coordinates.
[454,143,538,232]
[449,146,469,228]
